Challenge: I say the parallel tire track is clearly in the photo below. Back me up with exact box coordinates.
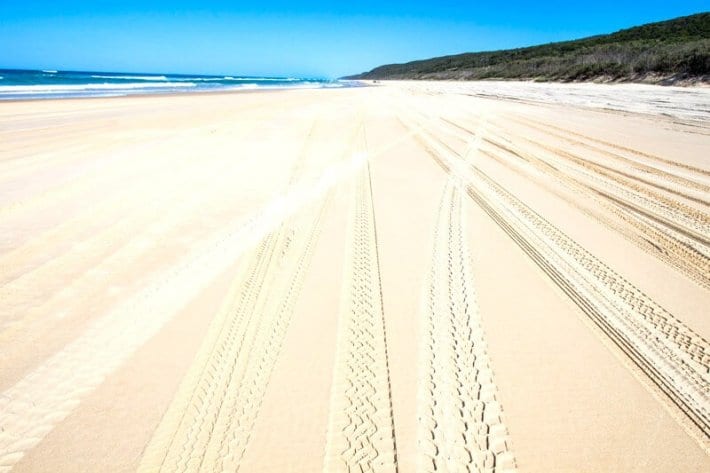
[412,112,710,290]
[419,179,516,472]
[0,207,314,473]
[138,115,363,473]
[479,144,710,290]
[474,135,710,289]
[414,125,710,445]
[323,162,398,473]
[448,116,710,244]
[137,197,328,473]
[511,116,710,180]
[0,114,356,471]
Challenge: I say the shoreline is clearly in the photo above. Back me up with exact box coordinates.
[0,85,298,104]
[0,73,363,102]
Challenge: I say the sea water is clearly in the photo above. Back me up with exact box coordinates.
[0,69,351,100]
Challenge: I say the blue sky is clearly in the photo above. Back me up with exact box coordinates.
[1,1,707,78]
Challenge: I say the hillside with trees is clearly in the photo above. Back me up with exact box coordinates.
[344,13,709,83]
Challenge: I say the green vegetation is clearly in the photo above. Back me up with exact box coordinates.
[345,13,710,83]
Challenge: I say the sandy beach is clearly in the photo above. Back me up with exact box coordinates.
[0,81,709,472]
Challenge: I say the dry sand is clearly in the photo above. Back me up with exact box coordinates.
[0,81,709,472]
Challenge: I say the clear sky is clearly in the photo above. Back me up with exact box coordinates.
[1,1,707,78]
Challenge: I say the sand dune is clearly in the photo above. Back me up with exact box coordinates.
[0,82,708,472]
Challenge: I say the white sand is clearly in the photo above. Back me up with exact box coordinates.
[0,82,708,472]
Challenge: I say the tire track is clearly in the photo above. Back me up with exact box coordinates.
[479,125,710,247]
[137,116,365,473]
[510,116,710,179]
[419,179,516,472]
[444,116,710,244]
[478,143,710,290]
[411,113,710,289]
[0,141,363,472]
[508,119,710,202]
[410,122,710,446]
[0,132,290,346]
[0,211,306,473]
[509,138,710,241]
[429,100,710,203]
[137,197,328,473]
[444,114,710,200]
[477,134,710,286]
[323,161,397,473]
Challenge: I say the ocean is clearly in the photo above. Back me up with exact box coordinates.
[0,69,349,100]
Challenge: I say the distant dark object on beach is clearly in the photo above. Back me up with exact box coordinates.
[343,12,710,85]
